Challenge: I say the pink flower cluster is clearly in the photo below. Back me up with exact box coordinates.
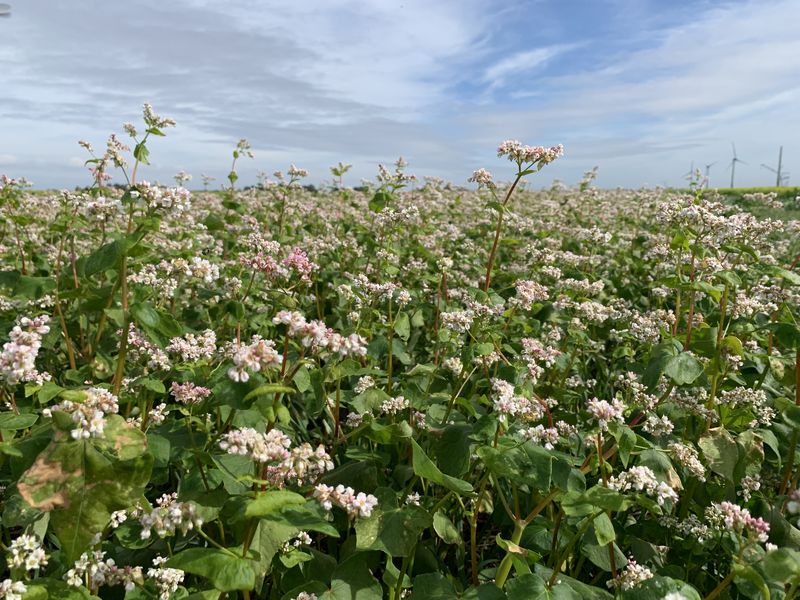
[227,336,283,382]
[282,247,317,282]
[514,280,549,310]
[170,381,211,405]
[587,397,625,431]
[273,311,367,357]
[0,315,51,386]
[313,484,378,518]
[707,501,770,543]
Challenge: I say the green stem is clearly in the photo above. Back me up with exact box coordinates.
[494,520,525,589]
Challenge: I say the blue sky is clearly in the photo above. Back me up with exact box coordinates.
[1,0,798,189]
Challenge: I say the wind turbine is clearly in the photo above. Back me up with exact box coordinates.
[761,146,788,187]
[0,3,11,16]
[729,143,746,188]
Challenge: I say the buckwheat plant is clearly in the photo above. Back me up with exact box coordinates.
[2,106,800,600]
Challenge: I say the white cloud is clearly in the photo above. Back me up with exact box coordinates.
[484,45,573,88]
[0,154,17,165]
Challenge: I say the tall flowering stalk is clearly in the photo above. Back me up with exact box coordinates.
[475,141,563,292]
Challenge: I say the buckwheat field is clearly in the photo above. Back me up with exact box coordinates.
[2,105,800,600]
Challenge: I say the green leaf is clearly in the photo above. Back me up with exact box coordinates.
[133,141,150,164]
[0,412,38,430]
[433,510,463,545]
[619,576,701,599]
[434,424,472,477]
[13,275,56,299]
[37,382,65,404]
[281,582,330,600]
[663,352,704,385]
[260,502,340,538]
[245,491,306,518]
[21,577,93,599]
[763,548,800,583]
[138,377,166,394]
[732,563,770,600]
[130,303,160,331]
[410,573,457,599]
[242,384,296,402]
[167,548,256,592]
[293,367,311,393]
[592,512,616,546]
[355,503,432,556]
[321,554,382,600]
[699,427,740,482]
[85,240,125,276]
[411,439,473,495]
[394,311,411,341]
[369,190,393,212]
[507,573,580,600]
[17,432,153,562]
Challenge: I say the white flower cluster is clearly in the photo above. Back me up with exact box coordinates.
[281,531,313,553]
[717,387,774,427]
[522,425,560,450]
[440,310,475,333]
[497,140,564,166]
[787,489,800,515]
[65,549,143,592]
[0,580,27,600]
[279,443,335,484]
[125,325,171,371]
[139,493,203,540]
[380,395,409,415]
[643,414,674,437]
[354,375,375,394]
[738,474,761,502]
[148,556,185,600]
[219,428,334,485]
[136,181,191,214]
[0,315,50,386]
[166,329,217,362]
[606,465,679,506]
[345,411,364,428]
[220,427,291,463]
[587,397,625,431]
[513,280,548,310]
[7,534,48,571]
[520,337,561,383]
[668,442,706,481]
[313,484,378,518]
[272,311,367,357]
[492,379,545,424]
[290,593,319,600]
[227,335,283,382]
[43,387,119,439]
[607,559,654,590]
[443,357,463,376]
[467,168,494,187]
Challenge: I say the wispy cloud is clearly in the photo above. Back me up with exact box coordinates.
[483,45,574,88]
[0,0,797,189]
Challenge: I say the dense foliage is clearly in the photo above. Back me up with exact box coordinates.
[1,105,800,600]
